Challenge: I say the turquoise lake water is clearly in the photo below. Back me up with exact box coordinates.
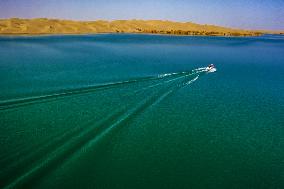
[0,34,283,188]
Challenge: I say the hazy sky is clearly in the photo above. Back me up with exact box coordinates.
[0,0,283,30]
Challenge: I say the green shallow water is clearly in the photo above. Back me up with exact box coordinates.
[0,34,283,189]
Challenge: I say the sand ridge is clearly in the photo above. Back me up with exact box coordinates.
[0,18,280,36]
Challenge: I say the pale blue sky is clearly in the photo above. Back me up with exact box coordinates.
[0,0,283,30]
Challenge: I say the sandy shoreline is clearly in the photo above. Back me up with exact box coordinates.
[0,18,269,37]
[0,33,266,39]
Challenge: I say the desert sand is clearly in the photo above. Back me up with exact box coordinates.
[0,18,280,36]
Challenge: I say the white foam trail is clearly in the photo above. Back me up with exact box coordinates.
[192,67,208,74]
[158,65,214,79]
[193,66,217,74]
[133,74,188,94]
[158,72,179,78]
[186,75,199,85]
[193,67,207,71]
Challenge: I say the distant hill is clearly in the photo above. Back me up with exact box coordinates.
[0,18,278,36]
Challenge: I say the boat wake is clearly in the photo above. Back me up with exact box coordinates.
[0,66,215,111]
[0,65,216,188]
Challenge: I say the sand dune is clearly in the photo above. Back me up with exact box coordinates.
[0,18,274,36]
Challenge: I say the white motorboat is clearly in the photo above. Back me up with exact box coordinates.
[205,64,217,73]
